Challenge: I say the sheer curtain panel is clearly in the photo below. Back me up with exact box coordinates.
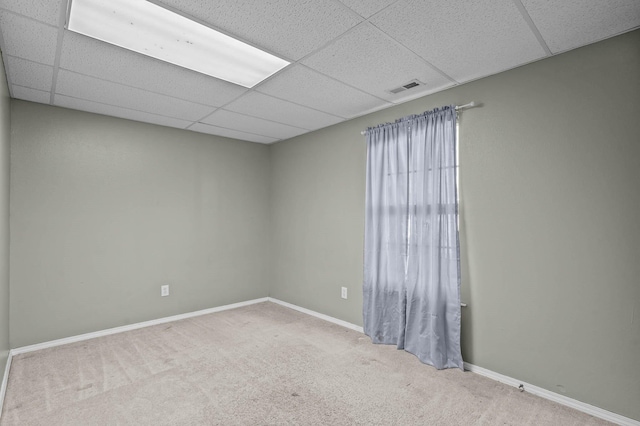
[363,106,463,370]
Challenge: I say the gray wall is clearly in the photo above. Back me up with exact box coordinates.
[0,52,10,385]
[10,101,271,348]
[270,123,365,324]
[270,30,640,421]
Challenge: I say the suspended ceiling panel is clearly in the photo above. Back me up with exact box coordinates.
[202,110,308,140]
[59,32,247,108]
[0,0,60,26]
[370,0,548,83]
[189,122,278,144]
[56,70,216,121]
[521,0,640,53]
[0,0,638,144]
[338,0,398,19]
[6,57,53,92]
[0,11,58,65]
[158,0,363,60]
[256,64,391,118]
[224,92,344,131]
[54,95,193,130]
[12,86,50,104]
[302,23,454,103]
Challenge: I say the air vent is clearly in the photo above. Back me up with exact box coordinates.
[387,79,424,95]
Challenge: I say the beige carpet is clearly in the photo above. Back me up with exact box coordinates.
[1,302,612,425]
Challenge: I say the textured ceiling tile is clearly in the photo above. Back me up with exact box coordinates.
[0,0,60,25]
[55,70,216,121]
[522,0,640,53]
[0,11,58,65]
[224,92,344,130]
[338,0,398,18]
[12,85,50,104]
[59,32,247,107]
[302,23,453,102]
[189,122,278,144]
[54,95,192,129]
[370,0,547,83]
[256,65,391,118]
[4,0,628,140]
[158,0,362,60]
[7,56,53,91]
[202,110,308,140]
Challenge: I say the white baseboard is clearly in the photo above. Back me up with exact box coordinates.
[2,297,637,425]
[10,297,269,356]
[0,351,12,417]
[463,362,639,426]
[267,297,364,333]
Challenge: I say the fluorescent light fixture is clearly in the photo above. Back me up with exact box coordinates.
[67,0,290,88]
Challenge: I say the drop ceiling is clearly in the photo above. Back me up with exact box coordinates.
[1,0,638,144]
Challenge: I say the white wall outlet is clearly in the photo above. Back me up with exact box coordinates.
[161,285,169,297]
[341,287,348,299]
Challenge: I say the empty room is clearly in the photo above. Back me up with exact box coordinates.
[0,0,638,424]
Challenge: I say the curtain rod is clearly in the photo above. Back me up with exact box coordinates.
[360,101,477,135]
[455,101,476,111]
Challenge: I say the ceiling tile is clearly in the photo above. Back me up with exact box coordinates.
[56,70,216,121]
[12,85,50,104]
[7,56,53,91]
[370,0,547,83]
[59,32,247,107]
[202,110,308,140]
[338,0,398,18]
[54,95,193,129]
[0,11,58,65]
[522,0,640,53]
[158,0,362,60]
[302,23,453,102]
[189,123,278,144]
[2,0,631,142]
[256,65,391,118]
[0,0,60,25]
[224,92,344,131]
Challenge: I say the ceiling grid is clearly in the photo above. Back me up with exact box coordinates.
[0,0,637,143]
[49,0,71,104]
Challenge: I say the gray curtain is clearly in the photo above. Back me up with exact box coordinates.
[363,106,463,370]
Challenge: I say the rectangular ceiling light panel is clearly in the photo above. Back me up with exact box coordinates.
[67,0,289,88]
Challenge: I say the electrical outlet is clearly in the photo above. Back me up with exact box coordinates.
[161,285,169,297]
[341,287,348,299]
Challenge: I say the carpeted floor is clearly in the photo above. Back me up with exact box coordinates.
[1,302,612,425]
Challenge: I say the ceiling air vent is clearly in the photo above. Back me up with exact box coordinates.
[387,79,424,95]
